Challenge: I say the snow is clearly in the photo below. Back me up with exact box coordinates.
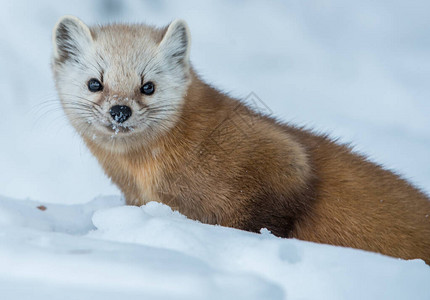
[1,197,429,300]
[0,0,429,299]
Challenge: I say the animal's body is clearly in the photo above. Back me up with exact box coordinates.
[52,16,430,263]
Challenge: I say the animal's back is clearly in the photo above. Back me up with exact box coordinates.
[285,126,430,262]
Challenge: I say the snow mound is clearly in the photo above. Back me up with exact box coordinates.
[1,196,428,300]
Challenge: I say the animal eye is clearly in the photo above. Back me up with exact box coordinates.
[140,81,155,95]
[88,78,103,92]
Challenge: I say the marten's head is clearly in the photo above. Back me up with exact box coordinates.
[52,16,191,152]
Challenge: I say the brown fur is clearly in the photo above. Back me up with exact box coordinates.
[82,70,430,263]
[53,18,430,264]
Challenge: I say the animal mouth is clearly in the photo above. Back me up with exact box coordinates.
[104,124,134,134]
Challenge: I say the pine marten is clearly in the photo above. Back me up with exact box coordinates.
[52,16,430,263]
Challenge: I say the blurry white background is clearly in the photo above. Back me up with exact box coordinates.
[0,0,429,204]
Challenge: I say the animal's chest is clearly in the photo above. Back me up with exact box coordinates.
[109,156,162,206]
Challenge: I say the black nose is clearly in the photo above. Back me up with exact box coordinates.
[109,105,132,123]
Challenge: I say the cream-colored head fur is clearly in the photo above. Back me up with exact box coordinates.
[52,16,192,153]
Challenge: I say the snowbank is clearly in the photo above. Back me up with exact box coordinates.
[0,196,429,300]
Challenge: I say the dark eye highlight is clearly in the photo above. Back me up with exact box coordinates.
[88,78,103,92]
[140,81,155,95]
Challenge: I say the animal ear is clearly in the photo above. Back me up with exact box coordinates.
[52,15,93,64]
[159,19,191,66]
